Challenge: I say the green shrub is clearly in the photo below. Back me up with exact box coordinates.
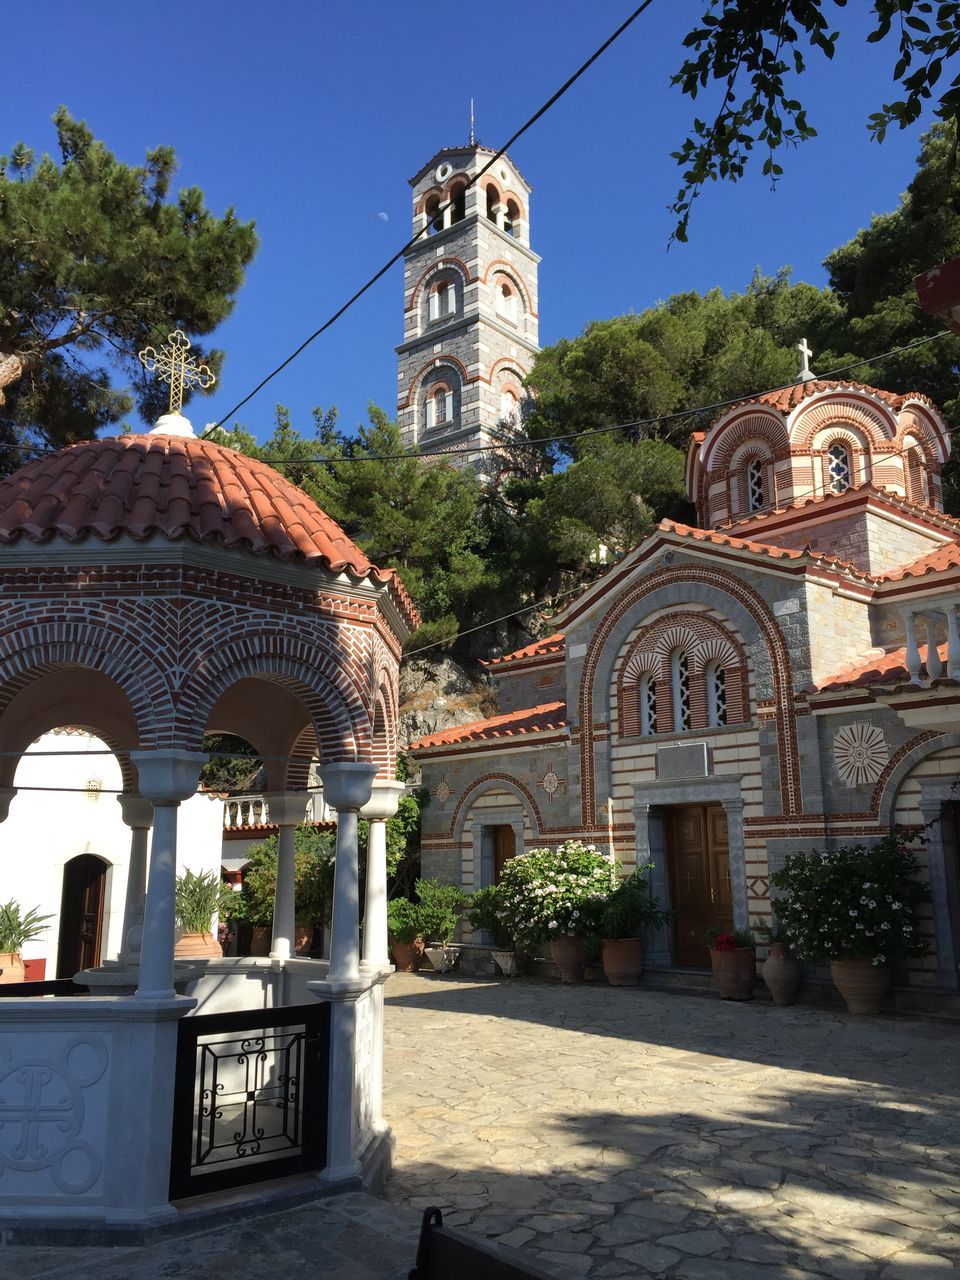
[599,867,670,939]
[0,900,53,953]
[496,840,617,948]
[770,832,930,966]
[466,884,512,948]
[415,878,466,944]
[387,897,423,944]
[175,869,230,934]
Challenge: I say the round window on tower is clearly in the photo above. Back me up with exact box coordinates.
[435,162,452,182]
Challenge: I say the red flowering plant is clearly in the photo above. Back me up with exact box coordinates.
[706,926,755,951]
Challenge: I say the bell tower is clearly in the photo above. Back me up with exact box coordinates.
[396,144,540,466]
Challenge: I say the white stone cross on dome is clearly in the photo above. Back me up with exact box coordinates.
[796,337,815,382]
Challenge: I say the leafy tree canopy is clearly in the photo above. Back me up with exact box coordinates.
[671,1,960,240]
[0,108,257,467]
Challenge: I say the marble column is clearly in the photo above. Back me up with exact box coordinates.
[117,792,153,965]
[131,750,205,999]
[322,762,378,983]
[264,792,310,960]
[360,781,404,969]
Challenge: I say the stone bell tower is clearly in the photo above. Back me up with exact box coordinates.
[396,144,540,466]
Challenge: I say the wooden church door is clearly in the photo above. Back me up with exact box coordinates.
[492,825,516,884]
[57,854,107,978]
[666,805,732,967]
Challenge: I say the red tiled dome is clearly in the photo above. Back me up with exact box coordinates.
[0,431,405,592]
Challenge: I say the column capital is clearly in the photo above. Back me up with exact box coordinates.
[0,786,16,824]
[319,761,378,813]
[360,780,405,822]
[131,750,206,805]
[261,791,310,828]
[117,792,153,830]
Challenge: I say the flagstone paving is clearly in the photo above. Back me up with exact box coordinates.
[382,973,960,1279]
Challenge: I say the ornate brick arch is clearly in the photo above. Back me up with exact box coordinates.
[0,625,172,749]
[482,261,534,314]
[894,404,949,464]
[179,641,372,764]
[792,396,892,449]
[703,410,789,470]
[408,257,474,312]
[872,730,952,823]
[399,355,471,410]
[578,566,800,824]
[449,773,543,843]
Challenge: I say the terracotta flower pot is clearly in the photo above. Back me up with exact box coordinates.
[391,937,425,972]
[294,921,313,956]
[174,931,223,959]
[830,956,893,1015]
[710,946,757,1000]
[762,942,801,1006]
[0,951,25,984]
[551,935,586,983]
[248,925,272,956]
[602,937,643,986]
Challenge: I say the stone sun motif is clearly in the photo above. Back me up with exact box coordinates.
[541,769,560,798]
[433,779,451,809]
[833,723,889,788]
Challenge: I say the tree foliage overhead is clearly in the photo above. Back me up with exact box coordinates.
[671,1,960,240]
[0,107,257,466]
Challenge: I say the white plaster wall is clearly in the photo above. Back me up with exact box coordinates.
[0,732,224,973]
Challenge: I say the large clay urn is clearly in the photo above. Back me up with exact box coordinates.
[761,943,801,1006]
[391,937,425,973]
[0,951,25,984]
[551,935,586,983]
[174,931,222,959]
[830,956,893,1015]
[601,938,643,986]
[710,945,757,1000]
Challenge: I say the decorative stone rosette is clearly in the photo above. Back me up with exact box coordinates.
[833,722,888,788]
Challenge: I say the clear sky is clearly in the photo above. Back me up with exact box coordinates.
[2,2,942,442]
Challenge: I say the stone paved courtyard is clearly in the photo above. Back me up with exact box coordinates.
[382,973,960,1279]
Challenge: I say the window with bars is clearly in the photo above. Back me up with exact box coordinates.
[671,650,691,732]
[828,443,851,493]
[707,662,728,727]
[747,458,765,511]
[640,674,657,736]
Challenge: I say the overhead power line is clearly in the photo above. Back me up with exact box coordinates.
[207,2,658,429]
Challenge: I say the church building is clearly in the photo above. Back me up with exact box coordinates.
[411,374,960,1002]
[396,143,539,465]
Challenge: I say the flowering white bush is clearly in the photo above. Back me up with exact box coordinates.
[770,834,930,967]
[496,840,617,949]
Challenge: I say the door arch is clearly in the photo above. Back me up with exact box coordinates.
[57,854,108,978]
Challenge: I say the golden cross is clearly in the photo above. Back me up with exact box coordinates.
[138,329,215,414]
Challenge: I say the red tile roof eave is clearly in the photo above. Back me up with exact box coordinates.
[717,484,960,542]
[409,699,567,752]
[413,729,569,760]
[483,632,566,668]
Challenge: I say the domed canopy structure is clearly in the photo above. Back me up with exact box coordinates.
[0,427,415,625]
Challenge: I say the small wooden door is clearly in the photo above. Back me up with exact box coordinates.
[57,855,107,978]
[492,826,516,884]
[666,805,732,967]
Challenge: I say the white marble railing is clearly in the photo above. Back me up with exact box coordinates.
[901,600,960,682]
[223,792,333,829]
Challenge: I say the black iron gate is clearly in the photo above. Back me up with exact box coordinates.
[169,1002,330,1200]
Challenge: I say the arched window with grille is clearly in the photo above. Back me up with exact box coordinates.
[639,673,657,736]
[671,649,691,732]
[706,661,728,728]
[827,442,852,493]
[747,458,765,512]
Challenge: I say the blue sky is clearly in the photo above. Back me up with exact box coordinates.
[3,2,941,441]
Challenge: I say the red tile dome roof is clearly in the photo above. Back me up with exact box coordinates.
[0,431,417,623]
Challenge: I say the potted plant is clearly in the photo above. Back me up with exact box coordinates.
[497,841,616,983]
[0,900,53,984]
[599,866,671,986]
[770,833,930,1015]
[707,926,757,1000]
[416,878,466,973]
[387,897,425,972]
[753,916,801,1006]
[175,869,229,958]
[467,884,519,976]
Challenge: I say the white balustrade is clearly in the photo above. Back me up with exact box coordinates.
[900,602,958,684]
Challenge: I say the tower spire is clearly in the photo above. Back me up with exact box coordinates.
[470,98,475,146]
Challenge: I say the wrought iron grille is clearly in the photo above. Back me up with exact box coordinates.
[169,1002,329,1200]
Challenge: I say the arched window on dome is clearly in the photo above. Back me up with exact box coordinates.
[905,445,927,504]
[671,649,691,732]
[747,458,765,512]
[425,195,443,236]
[705,661,728,728]
[495,279,519,325]
[449,181,466,224]
[827,442,852,494]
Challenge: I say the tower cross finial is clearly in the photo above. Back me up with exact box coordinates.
[796,336,815,382]
[138,329,216,414]
[470,97,475,146]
